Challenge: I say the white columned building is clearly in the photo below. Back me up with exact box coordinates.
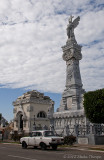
[13,90,54,135]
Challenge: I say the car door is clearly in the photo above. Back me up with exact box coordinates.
[28,132,36,146]
[35,132,42,145]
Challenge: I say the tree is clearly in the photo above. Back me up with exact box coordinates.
[83,88,104,123]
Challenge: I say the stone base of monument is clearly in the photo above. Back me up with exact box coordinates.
[78,135,104,145]
[87,135,104,145]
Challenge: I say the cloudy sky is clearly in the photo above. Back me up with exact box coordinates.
[0,0,104,121]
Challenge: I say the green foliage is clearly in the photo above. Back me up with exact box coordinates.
[64,135,76,145]
[83,88,104,123]
[13,131,24,141]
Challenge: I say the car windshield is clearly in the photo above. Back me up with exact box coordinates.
[44,131,55,137]
[32,132,42,137]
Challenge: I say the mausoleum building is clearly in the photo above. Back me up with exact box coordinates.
[13,90,54,134]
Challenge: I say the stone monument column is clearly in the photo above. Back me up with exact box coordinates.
[58,16,85,112]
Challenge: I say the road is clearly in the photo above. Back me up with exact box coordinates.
[0,143,104,160]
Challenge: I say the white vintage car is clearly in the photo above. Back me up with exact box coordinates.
[20,130,64,150]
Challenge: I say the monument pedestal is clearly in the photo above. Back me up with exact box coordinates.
[87,135,104,145]
[78,135,104,145]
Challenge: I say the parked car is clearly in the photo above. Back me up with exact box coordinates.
[20,130,64,150]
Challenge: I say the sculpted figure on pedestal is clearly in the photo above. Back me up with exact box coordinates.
[66,15,80,40]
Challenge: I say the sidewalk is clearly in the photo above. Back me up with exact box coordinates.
[70,144,104,152]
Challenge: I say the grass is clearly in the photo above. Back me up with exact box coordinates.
[88,148,104,151]
[0,140,20,144]
[58,144,76,148]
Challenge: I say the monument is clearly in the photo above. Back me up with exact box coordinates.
[53,16,86,135]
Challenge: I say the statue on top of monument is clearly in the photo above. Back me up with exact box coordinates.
[66,15,80,40]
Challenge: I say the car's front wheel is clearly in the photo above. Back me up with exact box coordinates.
[22,141,27,149]
[40,142,47,150]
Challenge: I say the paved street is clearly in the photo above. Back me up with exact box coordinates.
[0,143,104,160]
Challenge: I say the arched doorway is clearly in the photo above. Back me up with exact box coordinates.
[16,112,23,132]
[20,114,23,130]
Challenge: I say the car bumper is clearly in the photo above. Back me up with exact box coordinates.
[49,142,64,146]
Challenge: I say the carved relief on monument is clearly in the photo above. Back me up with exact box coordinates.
[63,50,72,61]
[69,118,72,125]
[73,61,81,81]
[67,97,72,109]
[74,49,82,60]
[72,96,79,105]
[66,63,73,86]
[63,48,82,62]
[75,118,80,124]
[80,117,85,125]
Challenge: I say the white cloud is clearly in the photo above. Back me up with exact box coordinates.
[76,10,104,44]
[0,0,104,93]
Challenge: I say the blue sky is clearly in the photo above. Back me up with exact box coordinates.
[0,0,104,122]
[0,88,61,121]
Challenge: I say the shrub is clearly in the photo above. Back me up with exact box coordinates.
[64,135,76,145]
